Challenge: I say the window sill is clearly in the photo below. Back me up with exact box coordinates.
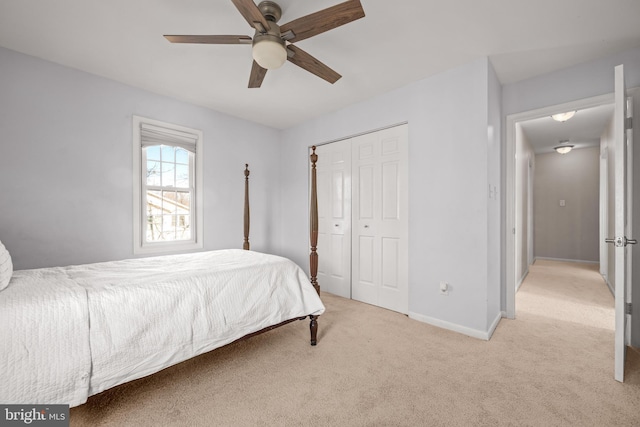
[133,240,203,256]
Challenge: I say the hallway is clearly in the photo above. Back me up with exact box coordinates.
[517,259,613,331]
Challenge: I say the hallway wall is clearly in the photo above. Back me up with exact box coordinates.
[534,147,600,262]
[515,125,534,284]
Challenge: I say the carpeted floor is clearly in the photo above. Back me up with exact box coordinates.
[70,259,640,426]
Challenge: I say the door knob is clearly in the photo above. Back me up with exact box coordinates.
[605,237,637,247]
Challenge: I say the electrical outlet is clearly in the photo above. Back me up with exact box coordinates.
[439,281,449,296]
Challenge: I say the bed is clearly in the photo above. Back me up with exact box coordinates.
[0,148,323,407]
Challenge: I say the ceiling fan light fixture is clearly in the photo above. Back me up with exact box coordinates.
[164,0,366,88]
[551,111,576,122]
[252,35,287,69]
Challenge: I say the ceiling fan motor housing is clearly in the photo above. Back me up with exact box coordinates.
[258,1,282,23]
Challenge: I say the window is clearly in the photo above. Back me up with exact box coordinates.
[133,116,203,254]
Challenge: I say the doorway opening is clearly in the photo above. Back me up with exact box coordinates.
[506,94,627,382]
[506,93,615,319]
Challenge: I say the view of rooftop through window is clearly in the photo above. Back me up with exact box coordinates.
[145,145,192,242]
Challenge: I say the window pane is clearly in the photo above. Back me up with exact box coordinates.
[146,161,161,186]
[161,162,175,187]
[146,215,163,241]
[162,215,175,240]
[175,191,190,213]
[146,145,161,161]
[161,191,177,213]
[146,191,163,215]
[175,164,189,188]
[176,215,191,240]
[176,148,189,165]
[161,145,175,163]
[145,190,192,243]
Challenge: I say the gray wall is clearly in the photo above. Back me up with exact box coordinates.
[515,126,534,283]
[533,147,600,262]
[278,58,502,337]
[502,47,640,346]
[487,59,502,328]
[0,46,282,269]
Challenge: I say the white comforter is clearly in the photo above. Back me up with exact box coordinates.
[0,250,324,407]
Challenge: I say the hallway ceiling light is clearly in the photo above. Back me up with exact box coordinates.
[554,140,574,154]
[551,111,576,122]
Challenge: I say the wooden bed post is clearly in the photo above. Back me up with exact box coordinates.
[243,164,250,250]
[309,147,319,346]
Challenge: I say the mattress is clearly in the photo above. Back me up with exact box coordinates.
[0,249,324,407]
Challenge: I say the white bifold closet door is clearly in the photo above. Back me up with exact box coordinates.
[351,125,409,314]
[315,124,408,314]
[316,139,352,299]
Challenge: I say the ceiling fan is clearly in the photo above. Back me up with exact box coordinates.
[164,0,365,88]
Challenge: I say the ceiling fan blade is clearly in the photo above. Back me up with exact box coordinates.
[286,45,341,84]
[248,61,268,88]
[280,0,365,43]
[164,35,252,44]
[230,0,271,32]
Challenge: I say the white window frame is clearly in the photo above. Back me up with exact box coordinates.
[132,115,204,254]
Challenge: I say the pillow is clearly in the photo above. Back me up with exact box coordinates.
[0,240,13,291]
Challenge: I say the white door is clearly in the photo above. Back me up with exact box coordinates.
[351,124,409,314]
[612,64,635,382]
[315,140,352,298]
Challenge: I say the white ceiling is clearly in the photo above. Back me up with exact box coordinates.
[0,0,639,130]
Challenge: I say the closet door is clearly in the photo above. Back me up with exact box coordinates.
[315,140,352,298]
[351,125,409,314]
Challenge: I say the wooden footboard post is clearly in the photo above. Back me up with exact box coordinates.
[243,164,250,250]
[309,148,319,295]
[310,147,319,346]
[309,316,318,346]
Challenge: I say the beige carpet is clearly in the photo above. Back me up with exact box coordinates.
[71,259,640,426]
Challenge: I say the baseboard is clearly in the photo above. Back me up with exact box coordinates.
[534,256,599,265]
[486,311,503,340]
[516,269,529,292]
[409,311,502,341]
